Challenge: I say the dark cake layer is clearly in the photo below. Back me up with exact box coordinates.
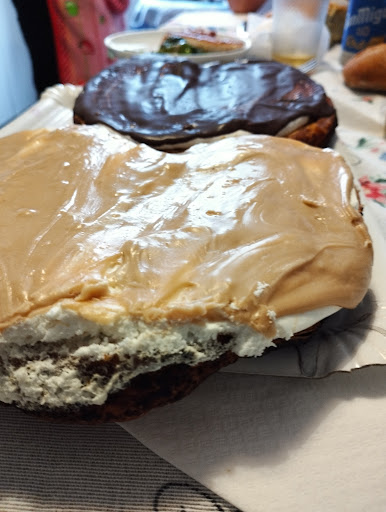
[73,56,337,148]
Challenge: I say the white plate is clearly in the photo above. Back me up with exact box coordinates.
[104,29,251,63]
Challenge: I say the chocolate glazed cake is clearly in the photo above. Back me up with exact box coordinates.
[73,56,337,150]
[0,126,372,423]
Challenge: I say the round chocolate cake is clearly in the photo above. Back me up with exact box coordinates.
[73,55,337,149]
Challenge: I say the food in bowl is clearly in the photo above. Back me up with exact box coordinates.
[103,29,249,62]
[158,29,245,55]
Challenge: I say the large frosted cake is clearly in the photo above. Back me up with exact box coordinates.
[0,126,372,422]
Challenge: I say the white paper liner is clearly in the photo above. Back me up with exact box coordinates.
[0,79,385,379]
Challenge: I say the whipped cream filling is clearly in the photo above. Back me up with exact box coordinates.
[0,303,339,409]
[152,118,310,151]
[276,116,309,137]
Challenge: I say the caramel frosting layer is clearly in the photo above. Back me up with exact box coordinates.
[0,126,372,338]
[73,56,336,147]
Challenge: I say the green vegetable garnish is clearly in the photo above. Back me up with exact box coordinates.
[158,37,207,55]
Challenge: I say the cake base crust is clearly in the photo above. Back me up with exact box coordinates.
[287,99,337,148]
[15,351,238,424]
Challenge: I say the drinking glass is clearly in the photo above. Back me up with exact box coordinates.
[272,0,329,68]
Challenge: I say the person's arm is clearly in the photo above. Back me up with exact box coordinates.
[105,0,129,14]
[227,0,266,13]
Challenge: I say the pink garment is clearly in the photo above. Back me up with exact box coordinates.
[47,0,129,85]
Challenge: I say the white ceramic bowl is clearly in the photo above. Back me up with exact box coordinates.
[104,29,251,63]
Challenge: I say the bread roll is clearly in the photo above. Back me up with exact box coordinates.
[343,43,386,92]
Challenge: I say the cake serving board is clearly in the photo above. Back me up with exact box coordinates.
[1,83,385,379]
